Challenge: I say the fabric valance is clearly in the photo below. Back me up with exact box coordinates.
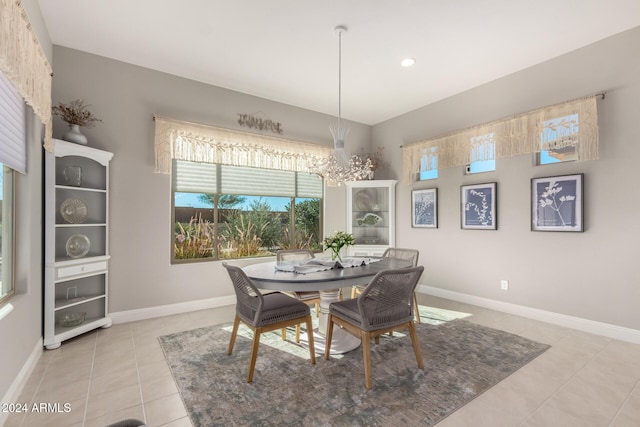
[154,116,331,174]
[0,0,53,151]
[402,96,599,183]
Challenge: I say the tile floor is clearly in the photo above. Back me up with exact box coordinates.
[4,294,640,427]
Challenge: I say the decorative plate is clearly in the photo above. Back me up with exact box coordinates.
[355,190,373,210]
[65,234,90,258]
[60,198,88,224]
[356,212,383,227]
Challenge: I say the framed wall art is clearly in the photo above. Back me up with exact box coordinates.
[461,182,496,230]
[531,173,583,232]
[412,188,437,228]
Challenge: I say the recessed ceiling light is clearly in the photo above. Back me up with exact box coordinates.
[401,58,416,67]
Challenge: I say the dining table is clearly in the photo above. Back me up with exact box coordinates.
[242,256,413,354]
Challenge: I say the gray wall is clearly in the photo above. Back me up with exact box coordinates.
[50,46,370,312]
[374,26,640,331]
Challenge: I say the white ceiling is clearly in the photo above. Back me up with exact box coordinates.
[38,0,640,125]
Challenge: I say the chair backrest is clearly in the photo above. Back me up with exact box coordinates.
[357,265,424,331]
[276,249,315,263]
[382,247,419,267]
[222,262,263,325]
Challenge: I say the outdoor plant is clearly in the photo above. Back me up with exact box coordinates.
[277,228,317,251]
[323,230,354,262]
[174,214,215,259]
[52,99,102,127]
[221,214,270,258]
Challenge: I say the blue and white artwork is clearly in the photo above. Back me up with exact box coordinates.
[532,174,583,232]
[462,183,496,230]
[412,188,437,228]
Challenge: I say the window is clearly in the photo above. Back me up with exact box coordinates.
[467,133,496,174]
[0,69,25,305]
[419,147,438,181]
[0,164,15,305]
[172,160,323,262]
[538,114,579,165]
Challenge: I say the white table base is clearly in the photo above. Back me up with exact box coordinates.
[300,288,361,354]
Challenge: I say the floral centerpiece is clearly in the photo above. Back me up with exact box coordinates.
[323,231,354,262]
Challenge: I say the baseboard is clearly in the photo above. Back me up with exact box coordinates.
[109,295,236,324]
[417,285,640,344]
[0,338,43,426]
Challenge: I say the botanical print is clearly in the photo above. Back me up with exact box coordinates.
[532,174,583,232]
[412,189,437,228]
[462,183,496,230]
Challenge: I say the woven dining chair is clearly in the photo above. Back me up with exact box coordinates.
[222,262,316,383]
[350,247,422,323]
[325,265,425,389]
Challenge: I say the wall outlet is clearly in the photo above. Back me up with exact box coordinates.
[500,280,509,290]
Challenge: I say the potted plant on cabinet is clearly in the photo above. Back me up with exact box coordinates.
[52,99,102,145]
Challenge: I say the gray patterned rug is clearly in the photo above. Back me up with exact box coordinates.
[159,314,549,426]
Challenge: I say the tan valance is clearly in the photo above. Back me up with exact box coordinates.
[0,0,53,151]
[402,96,599,183]
[154,116,331,174]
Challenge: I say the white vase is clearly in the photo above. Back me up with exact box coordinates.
[63,124,88,145]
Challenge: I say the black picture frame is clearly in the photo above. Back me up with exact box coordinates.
[531,173,583,232]
[412,188,437,228]
[461,182,497,230]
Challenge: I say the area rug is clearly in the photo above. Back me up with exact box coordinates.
[159,317,549,426]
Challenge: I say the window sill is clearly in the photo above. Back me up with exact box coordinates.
[0,303,14,321]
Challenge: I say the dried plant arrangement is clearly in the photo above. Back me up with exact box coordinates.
[52,99,102,127]
[359,146,390,171]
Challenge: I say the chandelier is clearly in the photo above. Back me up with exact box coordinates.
[312,26,372,187]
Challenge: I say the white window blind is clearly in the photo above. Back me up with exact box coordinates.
[174,160,323,198]
[296,172,323,198]
[0,70,26,174]
[221,165,295,196]
[174,160,217,193]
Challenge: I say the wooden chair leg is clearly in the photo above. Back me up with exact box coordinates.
[324,314,335,360]
[295,325,301,343]
[351,286,357,299]
[228,314,240,355]
[315,302,319,317]
[408,321,424,369]
[362,331,373,389]
[413,293,421,323]
[247,328,262,383]
[305,316,316,364]
[281,328,287,341]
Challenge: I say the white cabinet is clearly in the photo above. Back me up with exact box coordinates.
[44,139,113,349]
[345,180,396,257]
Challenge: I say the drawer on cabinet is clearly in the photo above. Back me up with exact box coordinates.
[56,261,107,279]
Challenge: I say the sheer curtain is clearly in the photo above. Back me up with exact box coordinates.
[402,96,599,183]
[154,116,331,174]
[0,0,53,151]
